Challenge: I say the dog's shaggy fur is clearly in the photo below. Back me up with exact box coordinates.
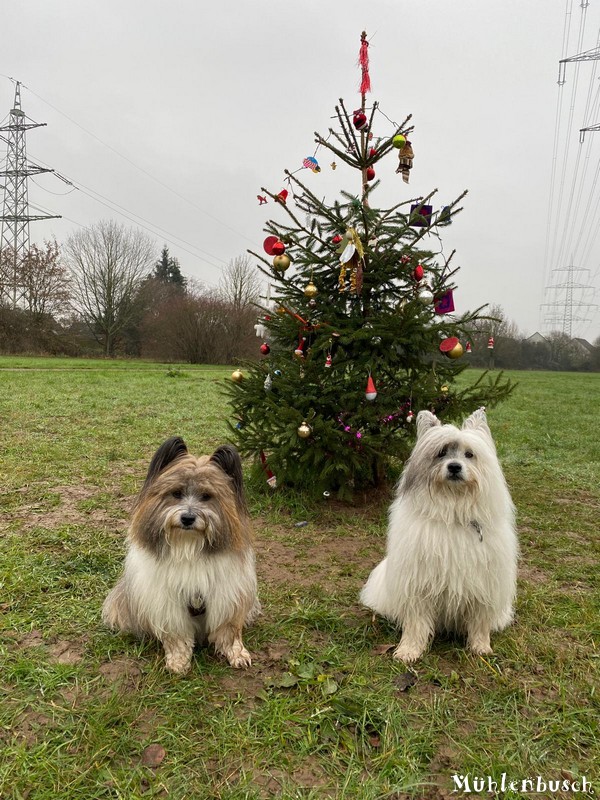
[102,437,259,674]
[361,408,518,662]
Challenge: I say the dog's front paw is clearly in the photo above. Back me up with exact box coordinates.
[163,636,193,675]
[469,641,493,657]
[165,658,192,675]
[393,642,426,663]
[467,628,493,656]
[225,642,252,669]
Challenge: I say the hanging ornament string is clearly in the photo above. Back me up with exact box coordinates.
[287,131,334,179]
[359,31,371,209]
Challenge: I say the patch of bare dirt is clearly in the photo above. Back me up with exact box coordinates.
[18,629,45,648]
[99,657,142,689]
[12,709,54,747]
[48,638,86,664]
[14,483,130,532]
[555,493,599,510]
[15,631,88,665]
[393,790,453,800]
[257,526,377,589]
[518,564,549,584]
[216,641,293,701]
[250,763,333,797]
[134,708,166,737]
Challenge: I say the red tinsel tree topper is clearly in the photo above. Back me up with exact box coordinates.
[359,31,371,95]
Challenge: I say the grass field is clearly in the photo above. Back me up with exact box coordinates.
[0,357,598,800]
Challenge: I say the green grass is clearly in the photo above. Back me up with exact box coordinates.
[0,356,598,799]
[0,354,228,370]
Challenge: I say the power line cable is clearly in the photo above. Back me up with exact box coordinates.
[560,30,600,266]
[26,150,228,270]
[30,197,225,291]
[9,78,257,248]
[570,81,600,264]
[548,1,589,277]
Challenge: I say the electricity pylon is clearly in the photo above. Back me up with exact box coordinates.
[0,80,60,308]
[541,265,596,337]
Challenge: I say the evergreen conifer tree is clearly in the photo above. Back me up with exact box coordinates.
[226,32,514,497]
[154,245,186,289]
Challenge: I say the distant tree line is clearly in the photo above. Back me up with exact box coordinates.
[0,220,262,363]
[464,305,600,372]
[0,227,598,370]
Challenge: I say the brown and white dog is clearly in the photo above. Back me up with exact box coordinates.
[102,437,259,674]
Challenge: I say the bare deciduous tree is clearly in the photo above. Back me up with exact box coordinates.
[218,255,262,362]
[65,220,156,357]
[19,239,71,319]
[219,255,262,311]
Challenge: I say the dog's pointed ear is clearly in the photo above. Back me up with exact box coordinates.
[143,436,188,488]
[210,444,245,507]
[462,407,492,438]
[416,410,441,437]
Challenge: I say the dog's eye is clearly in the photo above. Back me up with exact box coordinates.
[437,446,448,458]
[172,490,183,499]
[200,492,212,502]
[465,450,474,459]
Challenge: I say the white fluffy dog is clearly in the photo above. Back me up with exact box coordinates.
[361,408,518,663]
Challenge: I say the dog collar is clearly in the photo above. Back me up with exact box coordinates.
[188,601,206,617]
[470,520,483,542]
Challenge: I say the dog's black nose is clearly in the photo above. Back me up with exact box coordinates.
[447,462,462,475]
[180,513,196,528]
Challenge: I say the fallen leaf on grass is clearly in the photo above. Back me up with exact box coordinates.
[394,672,417,692]
[371,643,395,656]
[320,676,339,696]
[265,672,299,689]
[141,744,166,768]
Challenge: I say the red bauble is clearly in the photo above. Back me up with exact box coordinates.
[369,147,377,157]
[439,337,460,356]
[353,111,367,130]
[366,167,376,181]
[271,240,286,256]
[263,236,279,255]
[260,343,270,355]
[413,265,424,281]
[332,234,343,244]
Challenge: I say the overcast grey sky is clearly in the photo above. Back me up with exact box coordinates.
[3,1,599,341]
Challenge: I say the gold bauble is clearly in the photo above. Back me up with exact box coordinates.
[297,420,312,438]
[304,280,318,298]
[448,342,464,359]
[441,385,449,394]
[272,254,291,272]
[231,370,244,383]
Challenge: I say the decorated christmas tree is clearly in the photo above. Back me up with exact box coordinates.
[226,32,514,497]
